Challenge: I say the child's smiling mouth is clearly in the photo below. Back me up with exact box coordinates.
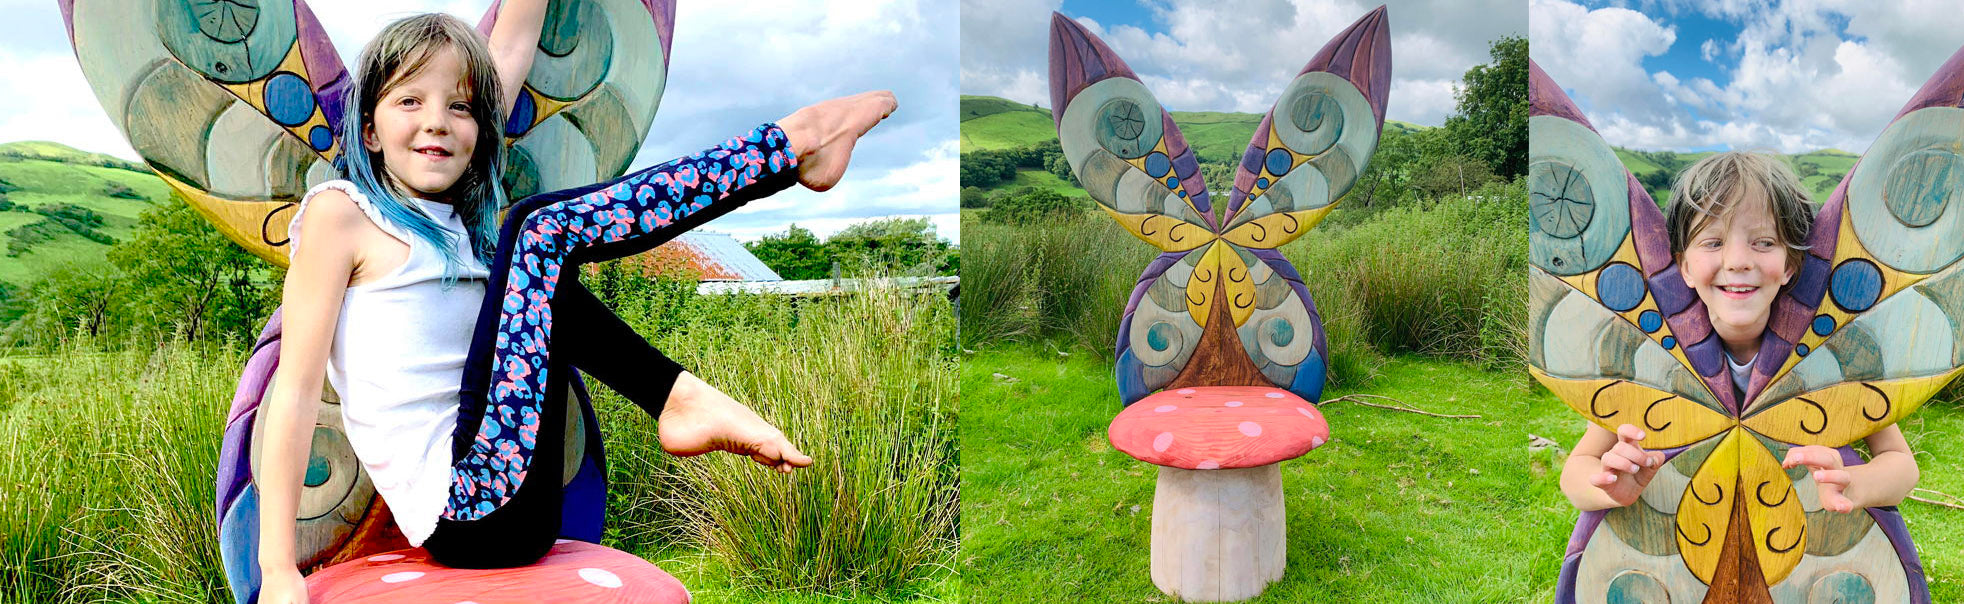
[415,145,453,159]
[1718,284,1760,299]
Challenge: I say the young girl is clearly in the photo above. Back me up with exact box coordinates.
[252,8,896,603]
[1559,151,1920,514]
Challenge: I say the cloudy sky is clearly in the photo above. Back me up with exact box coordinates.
[0,0,957,242]
[961,0,1526,127]
[1532,0,1964,154]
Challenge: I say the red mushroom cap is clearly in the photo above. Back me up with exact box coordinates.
[305,540,690,603]
[1108,386,1331,469]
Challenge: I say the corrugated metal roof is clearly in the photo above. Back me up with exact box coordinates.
[638,231,782,282]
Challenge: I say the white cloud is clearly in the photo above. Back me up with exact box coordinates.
[960,0,1524,126]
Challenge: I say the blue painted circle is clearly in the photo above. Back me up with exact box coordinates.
[1808,570,1876,604]
[1637,309,1662,332]
[1661,336,1677,350]
[1144,152,1171,178]
[1164,176,1179,190]
[263,72,315,127]
[307,125,333,152]
[1812,315,1836,337]
[1177,190,1188,198]
[1830,259,1883,312]
[1596,263,1646,312]
[303,453,330,487]
[1797,343,1811,357]
[1266,317,1294,347]
[1265,148,1293,177]
[506,91,537,137]
[1256,177,1270,189]
[1146,322,1174,352]
[1606,570,1669,603]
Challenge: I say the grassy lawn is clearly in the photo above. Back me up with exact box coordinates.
[961,344,1538,602]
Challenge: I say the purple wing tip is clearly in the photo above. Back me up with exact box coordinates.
[57,0,77,47]
[1300,5,1391,127]
[1530,59,1595,130]
[1048,12,1139,128]
[1896,42,1964,118]
[649,0,676,68]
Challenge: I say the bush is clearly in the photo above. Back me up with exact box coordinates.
[980,187,1084,226]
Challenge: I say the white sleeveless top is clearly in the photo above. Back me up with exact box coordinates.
[288,180,487,546]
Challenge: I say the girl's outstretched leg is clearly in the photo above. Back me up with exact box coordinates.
[447,124,801,522]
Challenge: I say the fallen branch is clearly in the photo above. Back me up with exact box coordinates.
[1910,488,1964,511]
[1317,393,1481,419]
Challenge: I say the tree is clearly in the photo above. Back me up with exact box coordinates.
[960,186,991,209]
[1412,154,1494,200]
[982,187,1085,225]
[746,224,834,280]
[1443,35,1528,179]
[2,259,124,347]
[108,193,278,342]
[826,217,953,276]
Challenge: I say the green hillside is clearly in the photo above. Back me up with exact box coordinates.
[0,141,166,288]
[960,95,1425,159]
[1614,147,1862,204]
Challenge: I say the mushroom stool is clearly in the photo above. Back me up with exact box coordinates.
[306,540,690,603]
[1108,387,1331,602]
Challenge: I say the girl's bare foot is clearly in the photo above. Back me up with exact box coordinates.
[776,90,898,192]
[657,371,814,473]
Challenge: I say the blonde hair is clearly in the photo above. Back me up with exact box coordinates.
[1665,151,1815,270]
[339,13,508,281]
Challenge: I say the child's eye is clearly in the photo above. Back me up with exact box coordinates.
[397,97,420,107]
[450,102,471,113]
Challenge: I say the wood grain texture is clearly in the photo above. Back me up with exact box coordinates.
[1150,465,1286,602]
[1166,277,1272,391]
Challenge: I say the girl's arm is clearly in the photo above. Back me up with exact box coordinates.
[1560,423,1665,511]
[255,190,365,603]
[1785,425,1919,512]
[487,0,548,117]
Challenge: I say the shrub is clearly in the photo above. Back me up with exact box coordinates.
[980,187,1084,226]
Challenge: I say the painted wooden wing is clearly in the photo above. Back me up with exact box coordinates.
[1533,52,1941,602]
[1217,6,1390,405]
[476,0,675,200]
[60,0,350,266]
[1048,12,1214,405]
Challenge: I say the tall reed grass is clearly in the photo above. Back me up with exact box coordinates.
[960,178,1529,382]
[0,277,958,601]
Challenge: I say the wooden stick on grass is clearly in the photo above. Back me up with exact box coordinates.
[1316,394,1481,419]
[1910,488,1964,511]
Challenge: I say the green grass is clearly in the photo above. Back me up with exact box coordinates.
[960,346,1536,602]
[1001,169,1088,199]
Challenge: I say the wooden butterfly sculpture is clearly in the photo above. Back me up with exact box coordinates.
[1050,9,1388,412]
[1532,48,1964,602]
[58,1,673,601]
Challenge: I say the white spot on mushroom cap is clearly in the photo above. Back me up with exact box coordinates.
[1311,436,1327,448]
[1153,432,1174,452]
[380,571,424,583]
[555,539,572,544]
[1154,405,1177,412]
[1224,400,1243,407]
[580,567,623,588]
[1197,460,1220,470]
[1177,389,1196,395]
[1298,407,1318,419]
[1239,422,1262,437]
[1265,392,1284,398]
[366,553,405,562]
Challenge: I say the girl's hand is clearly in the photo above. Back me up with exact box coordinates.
[259,566,309,604]
[777,91,899,192]
[1589,424,1666,508]
[1783,445,1856,513]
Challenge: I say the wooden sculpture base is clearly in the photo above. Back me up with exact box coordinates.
[1150,464,1286,602]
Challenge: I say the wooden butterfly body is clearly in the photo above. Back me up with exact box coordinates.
[1532,46,1964,602]
[1049,8,1390,408]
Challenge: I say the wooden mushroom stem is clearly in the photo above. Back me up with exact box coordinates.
[1150,464,1286,602]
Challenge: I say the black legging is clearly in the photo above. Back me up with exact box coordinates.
[422,126,797,568]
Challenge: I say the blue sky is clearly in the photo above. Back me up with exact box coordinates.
[962,0,1526,127]
[1532,0,1964,154]
[0,0,957,243]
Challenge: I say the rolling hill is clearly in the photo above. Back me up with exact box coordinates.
[0,141,167,288]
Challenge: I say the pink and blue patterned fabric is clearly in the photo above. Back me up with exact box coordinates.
[444,123,797,520]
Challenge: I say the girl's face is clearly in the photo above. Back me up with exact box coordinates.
[1677,187,1795,358]
[364,46,478,200]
